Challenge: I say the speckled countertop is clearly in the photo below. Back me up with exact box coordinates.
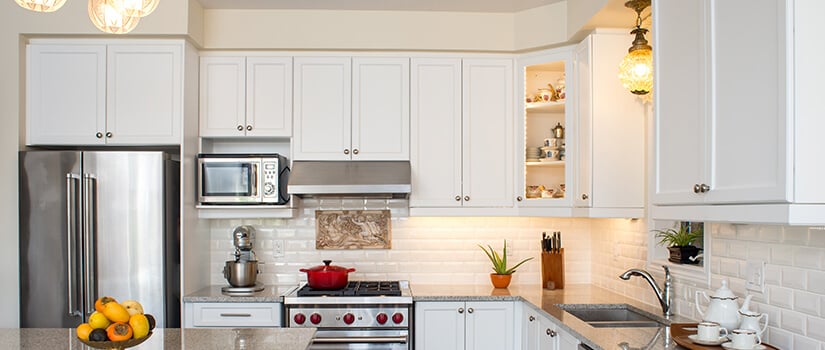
[413,283,694,350]
[0,328,316,350]
[183,284,301,302]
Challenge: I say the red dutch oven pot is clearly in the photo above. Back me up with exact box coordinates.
[300,260,356,290]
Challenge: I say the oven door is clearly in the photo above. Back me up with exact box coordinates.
[198,157,262,204]
[310,329,409,350]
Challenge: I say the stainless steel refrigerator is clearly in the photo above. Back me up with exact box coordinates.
[19,150,180,328]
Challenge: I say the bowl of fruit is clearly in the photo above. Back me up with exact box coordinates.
[75,296,157,350]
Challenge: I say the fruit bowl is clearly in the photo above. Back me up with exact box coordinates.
[79,331,152,350]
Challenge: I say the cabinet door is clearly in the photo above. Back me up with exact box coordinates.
[557,329,580,350]
[652,0,708,204]
[705,0,789,203]
[199,57,246,137]
[410,58,463,208]
[352,57,410,160]
[537,315,558,350]
[414,302,465,350]
[27,44,106,145]
[523,310,540,350]
[465,301,515,350]
[246,57,293,137]
[293,57,352,160]
[462,59,514,207]
[106,44,181,145]
[573,38,593,208]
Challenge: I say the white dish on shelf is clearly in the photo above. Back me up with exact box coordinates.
[688,334,728,346]
[721,342,766,350]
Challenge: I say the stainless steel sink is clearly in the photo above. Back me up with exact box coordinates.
[557,304,664,328]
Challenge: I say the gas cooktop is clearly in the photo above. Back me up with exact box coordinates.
[284,280,412,305]
[296,281,402,297]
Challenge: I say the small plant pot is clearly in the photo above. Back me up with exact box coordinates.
[490,273,512,288]
[668,245,701,264]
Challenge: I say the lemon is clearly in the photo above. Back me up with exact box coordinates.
[76,323,93,341]
[129,313,150,339]
[89,311,110,330]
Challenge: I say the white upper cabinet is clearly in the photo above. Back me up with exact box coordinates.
[27,41,183,145]
[293,56,409,160]
[410,57,514,212]
[572,32,646,217]
[652,0,825,224]
[200,56,292,138]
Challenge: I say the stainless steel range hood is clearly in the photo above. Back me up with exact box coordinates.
[288,161,411,199]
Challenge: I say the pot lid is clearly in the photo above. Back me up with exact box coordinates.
[710,279,738,299]
[302,260,354,273]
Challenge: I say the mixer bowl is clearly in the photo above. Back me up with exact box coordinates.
[224,260,259,287]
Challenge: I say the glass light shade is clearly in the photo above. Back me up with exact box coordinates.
[618,48,653,95]
[88,0,141,34]
[122,0,159,17]
[15,0,67,12]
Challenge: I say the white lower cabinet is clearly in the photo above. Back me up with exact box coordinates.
[183,302,282,328]
[522,304,580,350]
[415,301,514,350]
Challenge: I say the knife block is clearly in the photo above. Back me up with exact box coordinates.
[541,249,564,289]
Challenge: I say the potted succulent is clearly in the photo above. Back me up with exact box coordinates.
[478,240,533,288]
[653,224,703,264]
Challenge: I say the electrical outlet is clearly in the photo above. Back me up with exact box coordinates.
[745,259,766,292]
[273,239,285,258]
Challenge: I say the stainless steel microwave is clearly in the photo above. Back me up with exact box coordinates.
[197,153,289,205]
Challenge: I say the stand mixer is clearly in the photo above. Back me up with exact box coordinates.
[221,225,264,295]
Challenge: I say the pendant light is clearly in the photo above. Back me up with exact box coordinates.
[15,0,67,12]
[122,0,160,17]
[618,0,653,95]
[88,0,141,34]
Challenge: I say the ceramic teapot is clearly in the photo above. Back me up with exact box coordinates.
[738,294,769,336]
[695,279,741,330]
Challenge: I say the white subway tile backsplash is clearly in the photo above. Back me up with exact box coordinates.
[781,309,807,335]
[771,245,795,266]
[809,227,825,248]
[808,316,825,342]
[765,265,782,286]
[794,290,821,317]
[737,224,760,241]
[783,226,810,245]
[757,225,783,243]
[768,286,794,309]
[809,271,825,295]
[782,267,808,290]
[794,247,824,269]
[796,335,821,349]
[767,327,794,349]
[716,223,737,238]
[719,258,740,277]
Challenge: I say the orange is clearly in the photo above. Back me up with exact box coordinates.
[76,323,93,341]
[103,302,131,323]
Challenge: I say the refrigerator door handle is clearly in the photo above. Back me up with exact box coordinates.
[66,173,81,317]
[83,173,98,315]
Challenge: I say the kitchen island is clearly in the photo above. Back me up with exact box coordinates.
[0,327,316,350]
[413,283,693,350]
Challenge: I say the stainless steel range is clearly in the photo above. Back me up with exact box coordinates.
[283,280,413,349]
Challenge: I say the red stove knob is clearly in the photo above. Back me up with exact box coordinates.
[293,313,306,325]
[343,313,355,325]
[310,313,322,324]
[376,313,389,325]
[392,312,404,324]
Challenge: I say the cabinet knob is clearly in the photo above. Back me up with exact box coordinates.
[581,194,588,200]
[455,196,461,201]
[546,329,557,337]
[529,316,535,322]
[700,183,710,193]
[464,196,470,201]
[693,184,701,193]
[237,125,244,131]
[517,196,523,202]
[353,149,359,155]
[246,125,252,131]
[467,308,474,314]
[344,149,350,155]
[458,308,464,314]
[105,132,112,138]
[96,132,103,139]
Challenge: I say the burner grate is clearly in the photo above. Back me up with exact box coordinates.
[296,280,402,297]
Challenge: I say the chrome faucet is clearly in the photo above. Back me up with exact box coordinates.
[619,266,673,317]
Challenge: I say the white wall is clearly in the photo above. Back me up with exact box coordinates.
[208,200,593,287]
[590,220,825,349]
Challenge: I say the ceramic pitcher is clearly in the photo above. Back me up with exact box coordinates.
[695,279,741,330]
[738,294,769,336]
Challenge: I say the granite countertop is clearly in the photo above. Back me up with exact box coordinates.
[183,284,301,302]
[413,283,694,350]
[0,328,316,350]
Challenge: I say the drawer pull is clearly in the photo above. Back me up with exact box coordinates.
[220,313,252,317]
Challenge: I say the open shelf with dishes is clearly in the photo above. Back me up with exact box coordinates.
[518,52,572,207]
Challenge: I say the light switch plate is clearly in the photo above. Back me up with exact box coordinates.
[745,259,766,292]
[273,239,285,258]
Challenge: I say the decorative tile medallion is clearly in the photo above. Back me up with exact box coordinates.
[315,210,391,249]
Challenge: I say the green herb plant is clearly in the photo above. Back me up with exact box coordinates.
[653,225,703,247]
[478,240,534,275]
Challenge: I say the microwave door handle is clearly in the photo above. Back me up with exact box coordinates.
[251,163,259,197]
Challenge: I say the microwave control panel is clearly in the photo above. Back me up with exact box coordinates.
[262,159,279,200]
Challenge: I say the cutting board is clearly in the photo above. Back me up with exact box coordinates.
[671,323,780,350]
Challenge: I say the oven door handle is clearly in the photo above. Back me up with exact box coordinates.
[313,335,408,344]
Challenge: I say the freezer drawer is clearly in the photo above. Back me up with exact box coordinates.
[188,302,282,327]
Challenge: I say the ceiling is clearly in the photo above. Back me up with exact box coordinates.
[196,0,565,12]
